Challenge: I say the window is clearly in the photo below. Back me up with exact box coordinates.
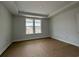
[35,19,41,33]
[26,18,33,34]
[25,18,42,34]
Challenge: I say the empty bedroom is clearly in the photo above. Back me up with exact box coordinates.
[0,1,79,57]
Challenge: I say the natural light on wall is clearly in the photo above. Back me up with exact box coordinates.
[25,18,42,34]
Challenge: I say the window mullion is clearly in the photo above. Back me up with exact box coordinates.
[33,19,35,34]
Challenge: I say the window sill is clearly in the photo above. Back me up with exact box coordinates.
[26,33,42,35]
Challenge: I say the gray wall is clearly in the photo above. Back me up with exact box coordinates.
[49,7,79,47]
[13,16,49,42]
[0,3,12,55]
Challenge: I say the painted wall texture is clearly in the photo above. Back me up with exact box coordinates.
[49,7,79,47]
[13,16,49,41]
[0,3,12,55]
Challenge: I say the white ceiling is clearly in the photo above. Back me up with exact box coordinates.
[2,1,18,15]
[15,1,72,15]
[2,1,78,17]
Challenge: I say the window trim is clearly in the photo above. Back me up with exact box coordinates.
[25,18,42,35]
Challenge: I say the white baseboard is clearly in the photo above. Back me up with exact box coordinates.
[51,36,79,47]
[0,42,12,55]
[0,36,79,55]
[12,36,50,42]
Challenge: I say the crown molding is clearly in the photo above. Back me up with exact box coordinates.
[19,11,48,18]
[48,2,79,17]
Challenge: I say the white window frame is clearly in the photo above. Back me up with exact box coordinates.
[25,18,42,35]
